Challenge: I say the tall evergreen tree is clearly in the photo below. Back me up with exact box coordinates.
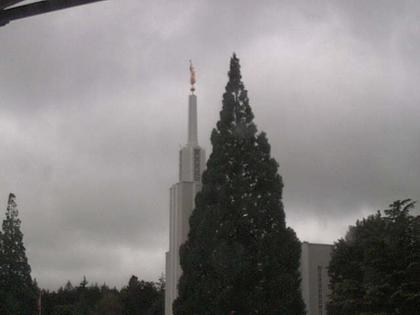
[0,193,37,314]
[174,54,304,315]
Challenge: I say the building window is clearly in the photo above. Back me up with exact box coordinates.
[317,265,323,315]
[194,149,201,181]
[179,151,182,179]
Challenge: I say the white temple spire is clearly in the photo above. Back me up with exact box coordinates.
[165,61,206,315]
[187,61,198,145]
[187,94,198,146]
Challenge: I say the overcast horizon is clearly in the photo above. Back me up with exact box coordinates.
[1,0,419,290]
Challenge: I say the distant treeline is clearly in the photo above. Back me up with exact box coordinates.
[41,275,164,315]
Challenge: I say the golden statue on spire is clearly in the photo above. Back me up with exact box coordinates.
[189,60,196,93]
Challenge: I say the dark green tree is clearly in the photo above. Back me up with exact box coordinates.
[93,292,123,315]
[174,54,304,315]
[328,199,420,315]
[74,276,101,315]
[121,275,160,315]
[0,193,37,315]
[145,275,165,315]
[41,276,163,315]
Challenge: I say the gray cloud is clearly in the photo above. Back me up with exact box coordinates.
[0,0,419,289]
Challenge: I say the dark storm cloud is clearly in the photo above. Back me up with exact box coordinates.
[0,0,419,289]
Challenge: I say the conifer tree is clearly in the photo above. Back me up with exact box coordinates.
[0,193,37,314]
[174,54,305,315]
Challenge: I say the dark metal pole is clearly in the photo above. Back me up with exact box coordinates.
[0,1,24,10]
[0,0,107,26]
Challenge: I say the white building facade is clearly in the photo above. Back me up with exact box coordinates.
[300,242,333,315]
[164,91,206,315]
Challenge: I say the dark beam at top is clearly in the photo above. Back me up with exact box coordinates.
[0,0,107,26]
[0,0,25,10]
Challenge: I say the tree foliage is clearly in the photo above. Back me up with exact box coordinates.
[42,275,164,315]
[328,199,420,315]
[0,193,38,315]
[174,54,304,315]
[120,275,161,315]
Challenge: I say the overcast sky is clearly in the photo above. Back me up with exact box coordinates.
[0,0,419,290]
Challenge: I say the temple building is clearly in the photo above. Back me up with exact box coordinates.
[164,63,206,315]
